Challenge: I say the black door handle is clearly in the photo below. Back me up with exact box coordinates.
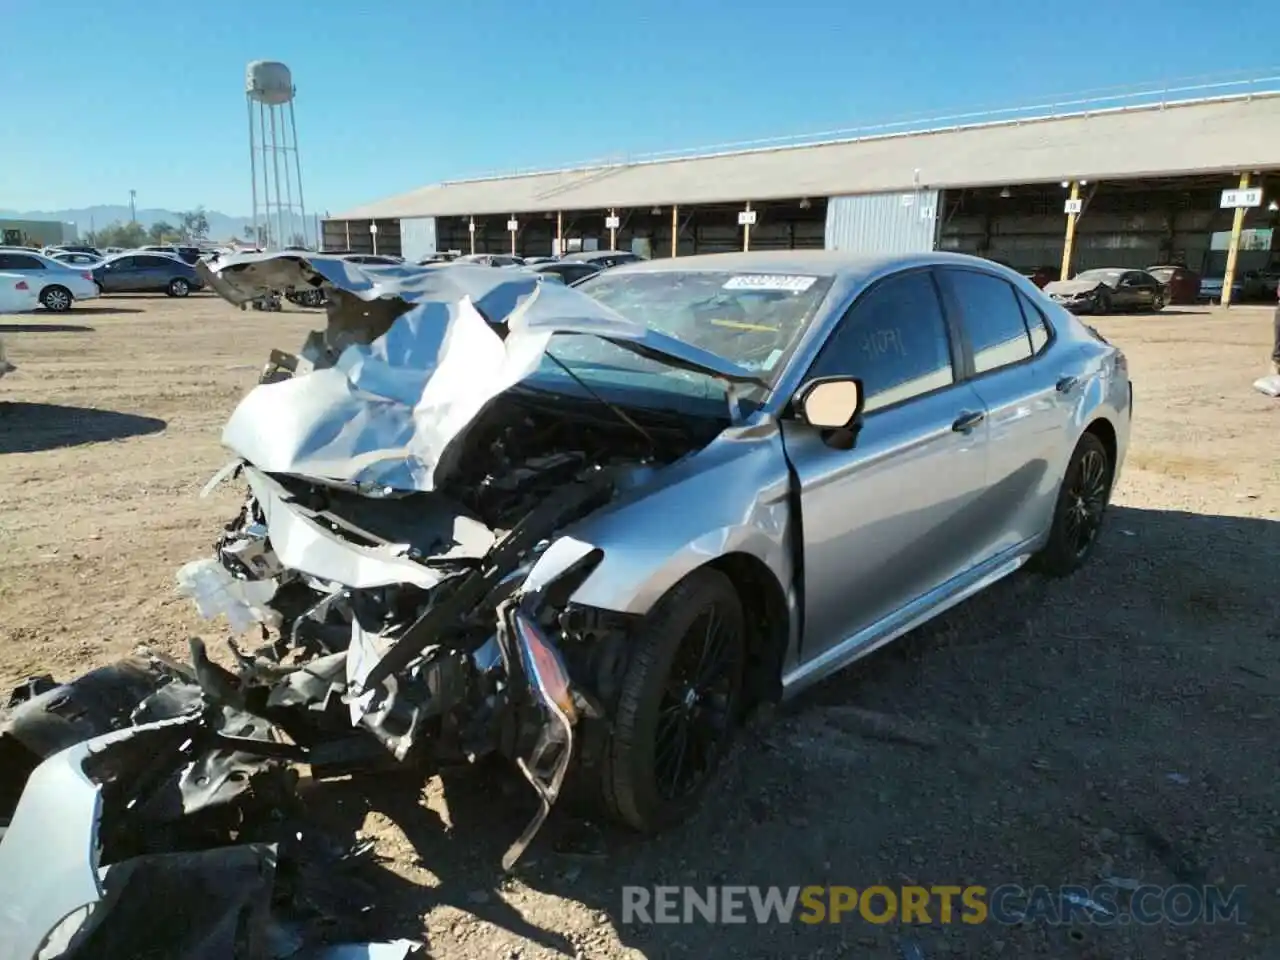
[951,410,986,433]
[1056,375,1080,393]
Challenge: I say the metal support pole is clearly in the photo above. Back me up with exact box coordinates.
[510,215,517,256]
[671,205,678,257]
[288,100,309,248]
[743,201,753,252]
[556,211,563,257]
[469,218,476,255]
[258,103,270,246]
[371,222,378,256]
[609,208,617,251]
[1060,181,1080,281]
[247,96,258,248]
[1221,172,1250,308]
[344,221,350,248]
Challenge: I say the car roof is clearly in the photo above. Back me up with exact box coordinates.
[606,249,1020,280]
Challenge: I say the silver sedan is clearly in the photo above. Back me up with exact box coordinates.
[206,249,1130,833]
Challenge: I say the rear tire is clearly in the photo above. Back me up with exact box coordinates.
[40,285,73,312]
[1095,292,1112,315]
[1034,431,1114,578]
[598,568,746,833]
[167,278,191,298]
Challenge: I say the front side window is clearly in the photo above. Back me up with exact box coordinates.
[942,269,1034,375]
[808,269,954,413]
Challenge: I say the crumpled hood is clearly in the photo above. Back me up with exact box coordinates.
[199,253,762,493]
[1044,279,1106,296]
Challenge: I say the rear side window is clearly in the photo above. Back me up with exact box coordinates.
[810,269,955,413]
[1015,289,1052,353]
[944,269,1033,374]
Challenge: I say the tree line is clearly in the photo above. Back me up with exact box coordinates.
[84,208,211,249]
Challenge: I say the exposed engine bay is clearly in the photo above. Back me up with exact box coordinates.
[0,254,741,958]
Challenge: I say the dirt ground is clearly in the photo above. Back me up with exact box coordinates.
[1,294,1277,959]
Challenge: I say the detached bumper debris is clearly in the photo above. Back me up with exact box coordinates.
[0,252,742,955]
[0,665,425,959]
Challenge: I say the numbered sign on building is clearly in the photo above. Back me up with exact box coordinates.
[1220,188,1263,209]
[507,219,519,232]
[738,210,757,226]
[1063,199,1083,215]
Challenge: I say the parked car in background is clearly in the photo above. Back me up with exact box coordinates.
[560,249,645,268]
[1145,264,1200,305]
[42,244,103,259]
[453,253,526,267]
[0,249,100,312]
[103,246,127,255]
[1044,268,1164,314]
[1242,266,1280,302]
[1021,265,1058,289]
[527,259,605,285]
[1197,275,1244,304]
[51,251,103,267]
[92,252,203,297]
[140,244,205,266]
[522,256,558,265]
[337,253,404,266]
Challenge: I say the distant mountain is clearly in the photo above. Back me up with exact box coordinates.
[0,206,317,244]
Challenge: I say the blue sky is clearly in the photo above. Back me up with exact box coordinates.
[4,0,1277,216]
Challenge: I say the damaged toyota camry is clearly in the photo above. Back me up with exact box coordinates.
[0,250,1131,954]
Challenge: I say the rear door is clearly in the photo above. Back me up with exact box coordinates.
[782,267,990,663]
[137,255,173,290]
[936,267,1079,555]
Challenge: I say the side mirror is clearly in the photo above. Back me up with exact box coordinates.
[794,376,864,430]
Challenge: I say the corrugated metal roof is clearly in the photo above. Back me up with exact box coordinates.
[333,93,1280,221]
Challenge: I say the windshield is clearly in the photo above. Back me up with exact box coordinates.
[1075,269,1123,285]
[530,269,833,412]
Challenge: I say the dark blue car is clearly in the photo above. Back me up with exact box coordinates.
[92,252,203,297]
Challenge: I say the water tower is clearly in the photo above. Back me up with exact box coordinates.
[246,61,309,250]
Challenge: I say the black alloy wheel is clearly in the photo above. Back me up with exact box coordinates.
[1062,445,1109,561]
[653,603,741,802]
[1035,431,1114,577]
[597,567,747,832]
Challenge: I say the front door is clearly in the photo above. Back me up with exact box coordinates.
[780,267,990,666]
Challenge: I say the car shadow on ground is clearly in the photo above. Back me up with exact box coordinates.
[0,402,167,453]
[321,505,1278,956]
[67,305,144,315]
[0,323,94,333]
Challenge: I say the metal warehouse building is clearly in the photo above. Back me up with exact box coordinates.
[324,84,1280,299]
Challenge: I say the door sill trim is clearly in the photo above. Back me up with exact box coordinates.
[780,542,1036,699]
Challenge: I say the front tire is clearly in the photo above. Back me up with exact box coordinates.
[1034,431,1114,578]
[40,285,72,312]
[599,568,746,833]
[167,278,191,297]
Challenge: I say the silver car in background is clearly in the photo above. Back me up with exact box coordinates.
[0,249,101,312]
[0,252,1131,925]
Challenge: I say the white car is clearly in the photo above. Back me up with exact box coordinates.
[0,271,38,379]
[0,249,100,312]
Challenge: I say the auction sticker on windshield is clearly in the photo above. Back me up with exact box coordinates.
[722,274,818,292]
